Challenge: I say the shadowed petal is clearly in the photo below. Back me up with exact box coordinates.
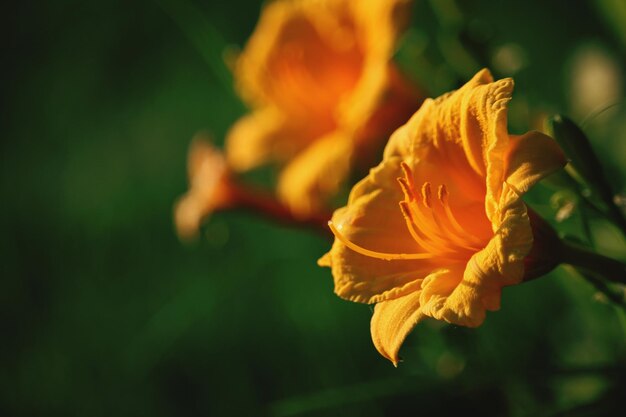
[226,108,308,171]
[504,131,567,194]
[371,289,425,366]
[277,132,353,218]
[419,264,465,317]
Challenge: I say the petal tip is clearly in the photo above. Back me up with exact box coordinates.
[173,195,201,242]
[317,252,332,267]
[474,68,494,84]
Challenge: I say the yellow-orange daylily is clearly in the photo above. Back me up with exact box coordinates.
[319,69,566,365]
[226,0,420,217]
[174,135,235,240]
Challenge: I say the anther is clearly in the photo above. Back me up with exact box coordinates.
[397,177,415,201]
[421,182,432,208]
[437,184,448,204]
[400,162,415,188]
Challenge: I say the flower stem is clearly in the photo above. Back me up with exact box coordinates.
[230,183,333,237]
[560,241,626,285]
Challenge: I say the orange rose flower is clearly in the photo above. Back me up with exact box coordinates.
[226,0,421,217]
[319,69,566,365]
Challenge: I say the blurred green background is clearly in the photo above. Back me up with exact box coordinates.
[3,0,626,416]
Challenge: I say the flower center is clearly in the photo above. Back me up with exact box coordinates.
[326,162,487,263]
[397,162,485,259]
[270,15,364,130]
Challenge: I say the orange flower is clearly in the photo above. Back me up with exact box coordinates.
[226,0,420,217]
[174,135,235,240]
[318,69,566,365]
[174,134,332,240]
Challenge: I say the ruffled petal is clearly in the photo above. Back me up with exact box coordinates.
[504,131,567,194]
[370,288,425,366]
[418,264,465,317]
[319,156,440,303]
[384,69,514,210]
[470,74,515,222]
[425,183,532,326]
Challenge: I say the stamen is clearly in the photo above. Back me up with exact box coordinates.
[421,182,432,207]
[328,221,435,261]
[400,162,415,190]
[437,184,470,236]
[437,184,447,202]
[399,201,443,254]
[397,177,415,201]
[415,182,481,254]
[412,191,458,251]
[417,187,475,251]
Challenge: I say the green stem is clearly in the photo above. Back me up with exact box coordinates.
[560,242,626,285]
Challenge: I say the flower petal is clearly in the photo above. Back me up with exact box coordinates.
[425,183,532,326]
[371,265,470,365]
[175,136,231,240]
[383,69,514,211]
[277,131,353,218]
[419,264,465,317]
[340,0,417,132]
[504,131,567,194]
[319,156,439,303]
[235,0,363,119]
[353,0,412,58]
[225,108,307,171]
[370,289,425,366]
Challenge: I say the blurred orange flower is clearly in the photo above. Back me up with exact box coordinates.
[174,134,235,240]
[319,69,566,365]
[226,0,420,217]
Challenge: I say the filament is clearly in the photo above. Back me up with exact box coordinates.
[438,184,478,242]
[328,221,435,261]
[399,202,444,254]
